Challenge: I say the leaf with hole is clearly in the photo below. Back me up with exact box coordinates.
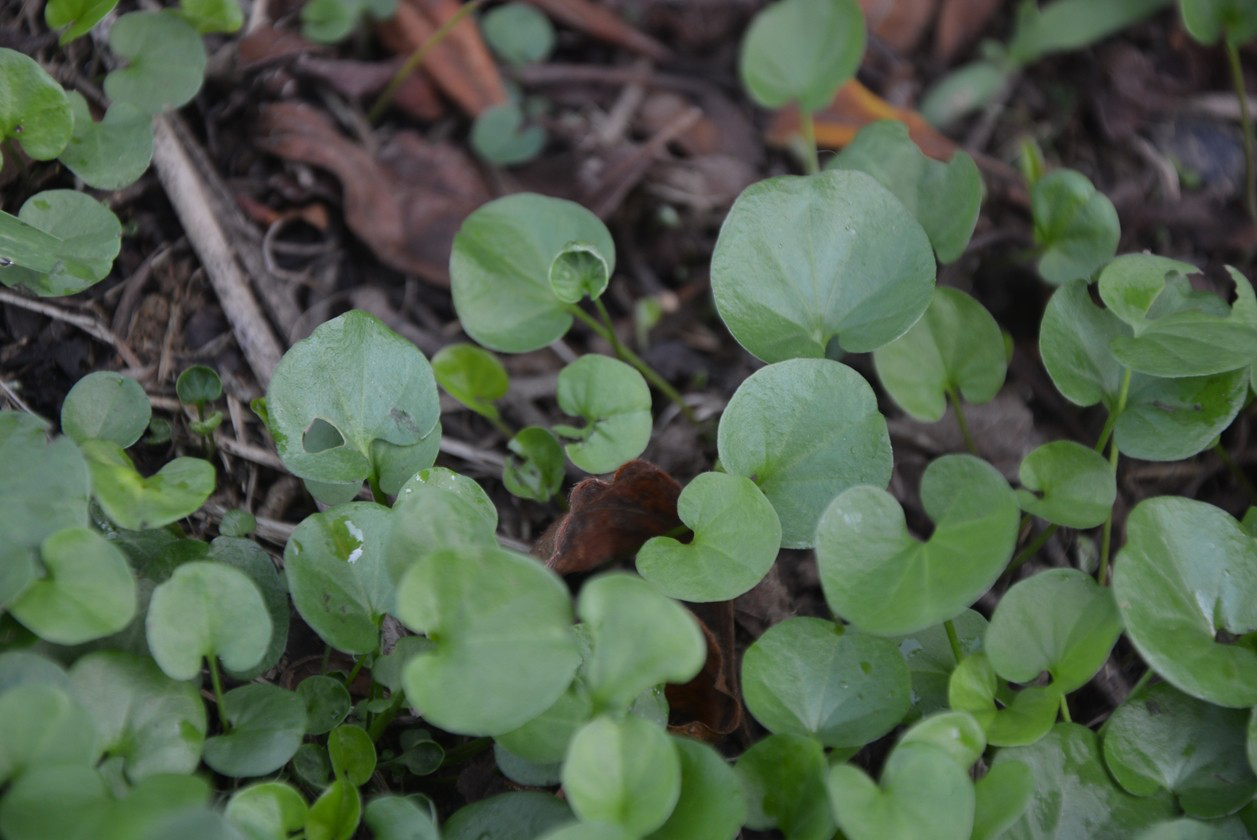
[104,11,206,114]
[562,715,680,837]
[1031,169,1120,285]
[1015,440,1115,527]
[203,684,307,778]
[555,355,652,474]
[738,0,865,111]
[82,439,215,530]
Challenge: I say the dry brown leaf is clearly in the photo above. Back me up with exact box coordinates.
[529,0,671,61]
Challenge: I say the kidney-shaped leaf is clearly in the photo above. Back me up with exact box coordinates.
[636,471,780,602]
[61,370,151,447]
[711,170,935,362]
[817,454,1019,636]
[948,652,1058,748]
[563,715,681,837]
[872,286,1006,422]
[738,0,865,111]
[1039,279,1129,409]
[82,439,215,530]
[203,684,307,778]
[1114,497,1257,707]
[0,49,71,161]
[450,193,615,353]
[555,355,651,475]
[828,742,975,840]
[717,358,892,548]
[742,617,911,748]
[1114,367,1249,462]
[60,92,153,191]
[104,11,206,114]
[398,545,580,734]
[1031,169,1119,286]
[0,189,122,297]
[210,536,288,681]
[1016,440,1115,527]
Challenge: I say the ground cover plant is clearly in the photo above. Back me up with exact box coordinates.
[1,0,1257,838]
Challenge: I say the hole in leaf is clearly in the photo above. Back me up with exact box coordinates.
[303,418,345,453]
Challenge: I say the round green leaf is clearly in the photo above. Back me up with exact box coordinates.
[203,684,307,778]
[496,680,592,764]
[562,715,680,837]
[986,568,1123,694]
[577,572,706,714]
[444,792,571,840]
[828,742,975,840]
[211,536,289,681]
[297,675,351,736]
[226,782,309,840]
[146,561,272,681]
[1104,681,1256,818]
[735,733,834,840]
[0,411,89,554]
[286,502,393,654]
[0,682,99,785]
[972,761,1035,840]
[61,370,151,447]
[82,439,215,530]
[10,526,136,644]
[432,343,508,419]
[1114,497,1257,707]
[947,652,1059,748]
[1031,169,1120,285]
[898,711,987,771]
[991,723,1175,838]
[482,2,555,66]
[1115,367,1249,461]
[503,426,565,502]
[59,92,153,191]
[742,617,911,748]
[636,471,781,602]
[328,724,376,786]
[306,778,360,840]
[1,189,122,296]
[717,358,892,548]
[872,286,1006,422]
[738,0,865,111]
[397,545,580,735]
[219,509,257,538]
[265,310,440,495]
[817,454,1019,636]
[450,193,615,352]
[104,11,207,114]
[364,795,440,840]
[549,241,610,304]
[1180,0,1257,45]
[471,102,545,166]
[176,365,223,406]
[827,120,982,263]
[68,651,206,781]
[711,170,935,362]
[555,355,651,474]
[0,49,71,161]
[179,0,244,33]
[890,610,987,720]
[45,0,119,43]
[1015,440,1115,527]
[387,476,497,584]
[644,737,745,840]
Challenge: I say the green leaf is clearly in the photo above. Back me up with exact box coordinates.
[225,782,308,840]
[1135,817,1252,840]
[0,49,71,161]
[1104,681,1256,818]
[1031,169,1120,285]
[717,358,892,548]
[45,0,118,43]
[986,568,1123,694]
[1179,0,1257,45]
[1015,440,1116,527]
[741,617,911,747]
[10,526,136,644]
[444,792,571,840]
[827,120,982,263]
[496,741,560,786]
[471,102,546,166]
[1006,0,1172,64]
[0,764,109,840]
[872,286,1006,421]
[203,684,307,778]
[549,241,611,305]
[578,572,706,714]
[297,675,351,736]
[539,822,634,840]
[562,715,681,837]
[210,536,289,681]
[890,610,986,720]
[0,682,99,785]
[496,680,593,764]
[387,473,498,584]
[179,0,243,33]
[397,546,580,734]
[68,651,206,781]
[1114,367,1249,461]
[265,310,440,497]
[82,439,215,530]
[711,170,935,362]
[1114,497,1257,707]
[0,411,89,558]
[504,426,565,502]
[0,189,122,296]
[300,0,364,42]
[645,737,746,840]
[919,60,1009,130]
[0,650,73,695]
[328,724,376,786]
[948,652,1059,747]
[817,454,1019,635]
[61,370,152,447]
[736,733,834,840]
[636,471,780,602]
[432,342,508,420]
[451,193,615,352]
[306,779,360,840]
[971,761,1035,840]
[897,711,986,771]
[555,355,652,474]
[59,92,153,190]
[364,795,440,840]
[1039,279,1129,408]
[738,0,865,111]
[828,742,975,840]
[104,11,207,114]
[990,723,1175,838]
[145,561,272,681]
[285,502,393,654]
[482,2,555,65]
[176,365,223,406]
[219,509,256,538]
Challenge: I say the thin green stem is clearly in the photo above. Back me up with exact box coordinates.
[1214,441,1257,506]
[368,691,408,743]
[483,410,517,442]
[798,108,820,175]
[440,737,492,767]
[1058,693,1072,723]
[368,0,484,123]
[367,473,387,505]
[943,619,964,665]
[593,298,628,360]
[207,655,230,731]
[343,653,369,689]
[1008,522,1059,573]
[1225,38,1257,220]
[948,389,978,455]
[1097,436,1121,587]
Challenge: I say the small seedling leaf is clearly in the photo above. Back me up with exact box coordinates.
[549,241,611,304]
[0,49,71,162]
[432,343,508,419]
[471,102,546,166]
[637,471,781,602]
[1031,169,1120,285]
[178,0,243,33]
[483,2,555,65]
[555,355,652,474]
[82,439,215,530]
[948,652,1058,747]
[0,189,122,296]
[45,0,118,43]
[827,742,975,840]
[104,11,207,114]
[645,737,746,840]
[712,170,935,362]
[210,537,289,680]
[61,370,152,447]
[328,724,376,786]
[741,616,911,748]
[1114,497,1257,707]
[738,0,865,111]
[176,364,223,406]
[817,454,1019,636]
[735,733,834,839]
[203,684,307,778]
[562,716,681,836]
[306,779,361,840]
[451,193,615,352]
[717,358,892,548]
[1015,440,1116,527]
[1180,0,1257,45]
[225,782,308,839]
[0,411,90,552]
[59,92,153,190]
[504,426,565,502]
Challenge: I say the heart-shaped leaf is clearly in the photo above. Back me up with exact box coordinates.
[986,568,1123,694]
[471,102,545,167]
[817,454,1019,635]
[972,761,1035,840]
[637,471,781,602]
[890,610,986,720]
[1015,440,1115,527]
[0,189,121,296]
[741,616,911,748]
[45,0,119,43]
[711,170,935,362]
[504,426,565,502]
[210,536,288,681]
[828,742,975,840]
[82,440,215,530]
[563,715,681,836]
[555,355,652,474]
[645,736,746,840]
[948,652,1059,747]
[897,711,986,771]
[1114,497,1257,707]
[1114,367,1249,461]
[60,370,151,447]
[738,0,865,111]
[306,778,360,840]
[451,193,615,352]
[1031,169,1119,285]
[736,733,834,840]
[0,412,89,554]
[872,286,1006,422]
[496,680,592,764]
[717,358,892,548]
[482,2,555,66]
[432,343,508,421]
[225,782,308,840]
[386,474,498,584]
[398,546,580,734]
[0,49,71,161]
[104,11,206,114]
[59,92,153,191]
[0,682,99,785]
[203,683,307,778]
